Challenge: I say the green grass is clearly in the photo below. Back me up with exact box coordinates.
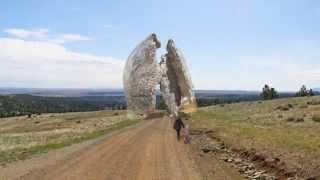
[190,96,320,157]
[0,119,139,164]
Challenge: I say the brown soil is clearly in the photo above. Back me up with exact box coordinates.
[0,117,244,180]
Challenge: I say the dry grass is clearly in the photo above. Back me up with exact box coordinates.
[0,110,139,163]
[189,96,320,175]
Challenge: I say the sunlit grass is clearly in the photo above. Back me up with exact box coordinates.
[190,96,320,155]
[0,110,139,163]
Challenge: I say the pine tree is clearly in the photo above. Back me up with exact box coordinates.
[309,88,314,96]
[296,85,314,97]
[261,84,279,100]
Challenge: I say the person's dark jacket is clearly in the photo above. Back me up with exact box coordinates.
[173,118,185,131]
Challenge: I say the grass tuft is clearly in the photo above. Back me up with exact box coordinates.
[312,115,320,123]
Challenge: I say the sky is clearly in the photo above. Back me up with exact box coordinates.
[0,0,319,91]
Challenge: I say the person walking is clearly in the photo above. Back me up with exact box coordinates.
[183,125,190,144]
[173,117,185,141]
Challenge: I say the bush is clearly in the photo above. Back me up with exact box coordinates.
[286,117,304,123]
[296,118,304,122]
[307,101,320,105]
[276,104,293,111]
[312,115,320,123]
[286,117,295,122]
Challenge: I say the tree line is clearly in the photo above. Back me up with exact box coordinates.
[0,94,126,118]
[0,85,318,118]
[196,84,318,107]
[260,84,315,100]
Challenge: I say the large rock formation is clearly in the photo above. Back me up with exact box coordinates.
[159,55,179,117]
[160,40,197,115]
[123,34,196,118]
[123,34,161,117]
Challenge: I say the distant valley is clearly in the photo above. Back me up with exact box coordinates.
[0,87,318,118]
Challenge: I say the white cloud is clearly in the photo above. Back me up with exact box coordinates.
[49,34,93,44]
[4,28,49,39]
[0,38,124,88]
[4,28,92,44]
[59,34,92,41]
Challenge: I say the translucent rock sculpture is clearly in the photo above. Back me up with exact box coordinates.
[123,34,161,117]
[161,40,197,114]
[159,56,179,117]
[123,34,196,117]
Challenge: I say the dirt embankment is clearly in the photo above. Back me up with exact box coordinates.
[189,128,320,180]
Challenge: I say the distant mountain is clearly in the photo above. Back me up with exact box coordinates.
[0,88,262,97]
[314,88,320,92]
[0,87,299,99]
[195,90,260,95]
[0,88,124,97]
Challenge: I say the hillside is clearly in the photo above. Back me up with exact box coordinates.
[1,96,320,179]
[0,94,126,118]
[0,110,137,164]
[189,96,320,179]
[0,89,301,118]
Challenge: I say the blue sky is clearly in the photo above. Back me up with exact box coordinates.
[0,0,319,90]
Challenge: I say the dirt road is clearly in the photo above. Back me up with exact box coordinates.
[0,117,243,180]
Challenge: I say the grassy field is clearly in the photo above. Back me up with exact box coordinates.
[190,96,320,177]
[0,110,138,164]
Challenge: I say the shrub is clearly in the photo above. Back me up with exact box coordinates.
[296,118,304,122]
[286,117,304,123]
[312,115,320,123]
[276,104,294,111]
[286,117,295,122]
[276,106,289,111]
[307,101,320,105]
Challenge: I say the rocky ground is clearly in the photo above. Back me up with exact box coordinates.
[189,126,320,180]
[190,128,291,180]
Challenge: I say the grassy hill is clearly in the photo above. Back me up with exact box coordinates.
[0,110,138,164]
[189,96,320,178]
